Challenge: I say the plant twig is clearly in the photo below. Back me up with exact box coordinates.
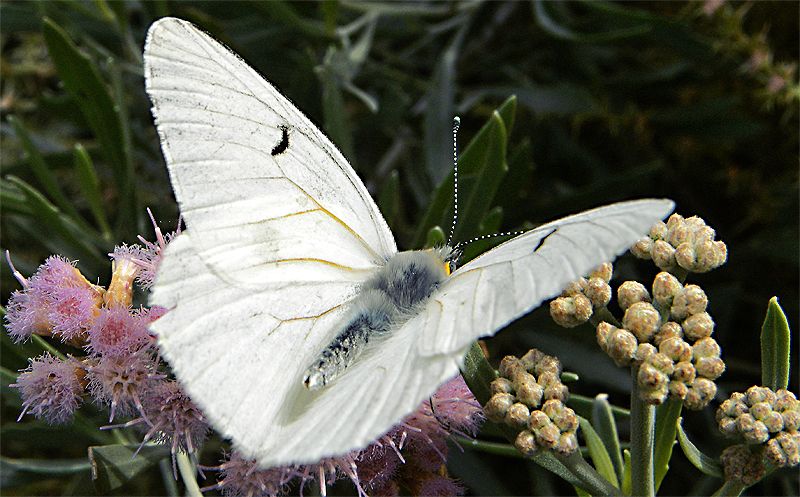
[630,366,656,497]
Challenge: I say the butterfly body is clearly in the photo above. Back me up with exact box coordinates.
[304,249,451,390]
[144,17,674,467]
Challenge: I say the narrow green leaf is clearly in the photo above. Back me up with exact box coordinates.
[760,296,791,390]
[654,398,682,490]
[8,116,83,223]
[41,18,132,232]
[570,393,630,420]
[413,96,517,248]
[72,144,112,240]
[579,416,620,488]
[317,57,355,163]
[5,176,105,267]
[622,449,632,495]
[423,25,462,186]
[592,394,624,484]
[377,169,400,228]
[88,444,170,493]
[0,455,91,475]
[676,418,723,478]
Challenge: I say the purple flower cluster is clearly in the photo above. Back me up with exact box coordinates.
[210,375,483,497]
[5,217,207,469]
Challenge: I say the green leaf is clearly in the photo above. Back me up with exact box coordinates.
[592,394,624,484]
[676,418,723,478]
[8,116,84,224]
[653,398,682,490]
[414,96,517,248]
[4,176,105,268]
[377,169,400,229]
[622,449,632,495]
[72,144,112,240]
[41,18,134,235]
[532,0,651,43]
[579,416,620,488]
[760,296,791,390]
[423,24,463,186]
[317,54,356,163]
[424,226,446,248]
[88,444,170,493]
[0,455,91,475]
[569,393,630,420]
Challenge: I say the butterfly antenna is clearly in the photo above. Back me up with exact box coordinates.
[454,229,528,251]
[447,116,461,246]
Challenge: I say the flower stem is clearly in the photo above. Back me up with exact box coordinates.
[712,480,747,497]
[452,435,524,458]
[177,452,202,497]
[630,366,656,497]
[558,451,622,496]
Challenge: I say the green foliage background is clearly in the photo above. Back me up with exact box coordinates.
[0,1,797,495]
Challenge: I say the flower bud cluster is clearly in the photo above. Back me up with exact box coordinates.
[720,444,767,487]
[549,263,613,328]
[631,214,727,274]
[484,350,578,456]
[717,387,800,468]
[596,271,724,409]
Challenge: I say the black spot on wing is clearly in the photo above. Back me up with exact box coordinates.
[271,125,289,155]
[533,228,557,252]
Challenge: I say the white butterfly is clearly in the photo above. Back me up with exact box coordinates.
[144,17,674,467]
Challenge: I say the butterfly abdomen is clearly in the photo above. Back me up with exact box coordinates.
[303,250,451,390]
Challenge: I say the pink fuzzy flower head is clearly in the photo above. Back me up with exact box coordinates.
[12,354,85,424]
[87,306,153,357]
[412,474,465,496]
[208,452,295,497]
[87,351,159,422]
[355,442,402,491]
[5,288,50,342]
[4,255,103,343]
[139,381,209,457]
[131,209,182,289]
[47,285,100,340]
[429,375,484,437]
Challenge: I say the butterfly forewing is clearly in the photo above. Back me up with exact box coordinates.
[415,199,675,356]
[144,17,396,287]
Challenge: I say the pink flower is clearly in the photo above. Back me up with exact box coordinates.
[87,306,153,357]
[5,288,50,342]
[87,351,160,422]
[4,255,102,343]
[139,381,209,458]
[128,209,182,289]
[413,475,465,496]
[47,286,100,340]
[12,354,85,424]
[207,452,295,497]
